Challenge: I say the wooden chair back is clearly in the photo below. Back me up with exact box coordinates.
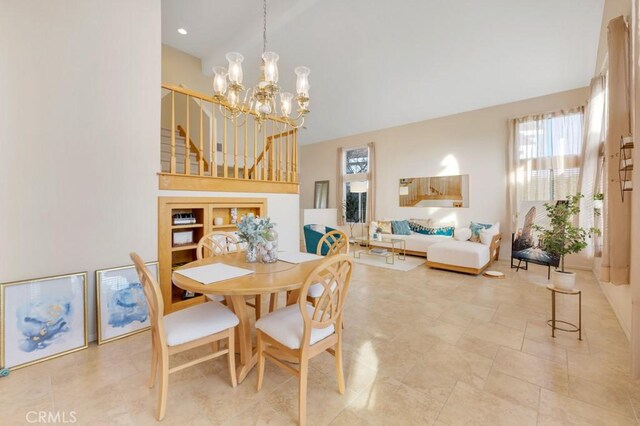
[130,252,166,339]
[316,229,349,256]
[197,231,241,260]
[298,255,353,344]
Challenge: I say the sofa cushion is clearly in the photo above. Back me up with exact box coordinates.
[409,221,455,237]
[427,240,490,269]
[479,225,500,246]
[454,227,472,241]
[469,222,492,242]
[378,220,392,234]
[391,220,411,235]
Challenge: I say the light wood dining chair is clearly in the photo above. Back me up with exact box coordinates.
[307,229,349,302]
[256,254,354,426]
[130,253,238,421]
[196,231,270,319]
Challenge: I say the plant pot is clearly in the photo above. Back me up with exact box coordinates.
[551,270,576,291]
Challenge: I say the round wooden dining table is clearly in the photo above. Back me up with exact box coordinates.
[172,252,324,383]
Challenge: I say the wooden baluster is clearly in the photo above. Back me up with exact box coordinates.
[278,133,284,182]
[211,103,217,177]
[170,91,176,174]
[286,130,290,182]
[234,117,238,179]
[270,121,275,181]
[223,116,228,178]
[185,95,190,175]
[293,129,298,183]
[253,120,258,180]
[244,121,248,179]
[198,99,204,176]
[262,128,267,180]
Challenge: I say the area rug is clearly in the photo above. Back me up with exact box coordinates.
[353,253,425,271]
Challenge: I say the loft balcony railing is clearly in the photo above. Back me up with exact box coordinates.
[159,83,298,194]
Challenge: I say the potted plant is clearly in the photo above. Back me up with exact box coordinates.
[535,193,589,290]
[342,198,359,239]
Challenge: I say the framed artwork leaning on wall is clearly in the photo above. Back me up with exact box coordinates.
[1,272,88,370]
[96,262,156,344]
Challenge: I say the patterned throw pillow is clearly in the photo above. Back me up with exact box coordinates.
[378,220,392,234]
[391,220,411,235]
[409,221,455,236]
[469,221,492,242]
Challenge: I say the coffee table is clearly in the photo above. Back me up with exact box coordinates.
[353,236,406,264]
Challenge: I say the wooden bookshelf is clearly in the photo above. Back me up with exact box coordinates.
[158,196,267,313]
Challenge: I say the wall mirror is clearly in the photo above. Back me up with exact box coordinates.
[314,180,330,208]
[399,174,469,207]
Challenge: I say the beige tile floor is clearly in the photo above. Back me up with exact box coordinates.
[2,259,640,425]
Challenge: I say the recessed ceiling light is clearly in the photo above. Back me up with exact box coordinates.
[177,28,187,35]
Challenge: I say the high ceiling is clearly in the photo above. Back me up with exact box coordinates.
[162,0,604,145]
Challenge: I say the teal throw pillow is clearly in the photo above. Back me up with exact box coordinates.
[391,220,411,235]
[408,221,454,236]
[469,222,492,242]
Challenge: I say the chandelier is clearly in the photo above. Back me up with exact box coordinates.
[211,0,310,130]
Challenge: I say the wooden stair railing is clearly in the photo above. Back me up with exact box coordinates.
[176,125,209,173]
[161,83,299,188]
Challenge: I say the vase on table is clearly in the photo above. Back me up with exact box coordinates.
[259,229,279,263]
[245,243,258,263]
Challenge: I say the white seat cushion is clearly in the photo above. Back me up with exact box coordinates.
[206,294,225,302]
[307,282,324,298]
[256,304,335,349]
[164,301,239,346]
[427,240,490,269]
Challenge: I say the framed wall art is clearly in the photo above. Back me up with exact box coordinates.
[95,262,156,344]
[1,272,88,370]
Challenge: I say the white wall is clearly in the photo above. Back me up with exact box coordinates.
[0,0,161,341]
[299,88,588,256]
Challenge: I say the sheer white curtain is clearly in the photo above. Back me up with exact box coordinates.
[366,142,376,226]
[508,107,584,228]
[577,76,606,257]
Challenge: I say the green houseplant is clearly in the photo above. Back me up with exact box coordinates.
[535,193,589,290]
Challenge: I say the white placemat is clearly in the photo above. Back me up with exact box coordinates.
[278,251,323,264]
[175,263,254,285]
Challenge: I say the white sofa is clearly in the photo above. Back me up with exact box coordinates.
[368,231,451,255]
[367,219,502,275]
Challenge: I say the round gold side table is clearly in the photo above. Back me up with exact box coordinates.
[546,284,582,340]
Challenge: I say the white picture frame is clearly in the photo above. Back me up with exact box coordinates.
[95,262,156,344]
[1,272,88,370]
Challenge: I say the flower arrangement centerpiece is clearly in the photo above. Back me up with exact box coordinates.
[236,215,278,263]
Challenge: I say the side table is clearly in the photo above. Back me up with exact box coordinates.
[546,284,582,340]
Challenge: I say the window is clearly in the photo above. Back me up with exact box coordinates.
[343,147,369,223]
[513,109,584,207]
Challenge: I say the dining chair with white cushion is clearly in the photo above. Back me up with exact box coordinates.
[131,253,238,421]
[307,229,349,301]
[255,254,354,426]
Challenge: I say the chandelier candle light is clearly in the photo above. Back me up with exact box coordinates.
[212,0,310,130]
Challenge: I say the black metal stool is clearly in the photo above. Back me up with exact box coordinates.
[546,284,582,340]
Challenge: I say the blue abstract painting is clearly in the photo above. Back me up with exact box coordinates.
[16,299,73,352]
[107,282,148,328]
[97,263,155,344]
